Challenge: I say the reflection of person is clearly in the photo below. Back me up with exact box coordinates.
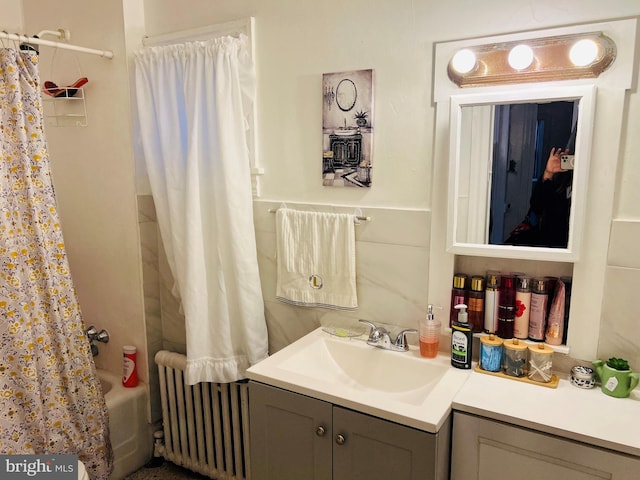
[530,147,572,247]
[506,147,572,248]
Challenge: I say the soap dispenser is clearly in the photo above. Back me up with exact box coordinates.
[419,305,441,358]
[451,304,472,369]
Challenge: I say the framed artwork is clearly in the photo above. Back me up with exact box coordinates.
[322,69,374,187]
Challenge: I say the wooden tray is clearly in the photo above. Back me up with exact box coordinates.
[474,365,559,389]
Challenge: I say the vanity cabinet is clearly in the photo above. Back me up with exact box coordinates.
[329,133,362,168]
[249,381,449,480]
[451,411,640,480]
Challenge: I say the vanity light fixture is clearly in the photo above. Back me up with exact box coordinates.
[569,38,600,67]
[450,48,477,74]
[448,32,616,87]
[507,44,534,70]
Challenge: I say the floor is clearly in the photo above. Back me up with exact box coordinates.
[123,460,211,480]
[323,167,371,187]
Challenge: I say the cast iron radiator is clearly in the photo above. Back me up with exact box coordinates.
[155,350,250,480]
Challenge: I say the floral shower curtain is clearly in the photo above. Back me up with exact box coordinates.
[135,35,268,385]
[0,49,112,478]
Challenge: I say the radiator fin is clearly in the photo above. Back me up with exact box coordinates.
[155,350,250,480]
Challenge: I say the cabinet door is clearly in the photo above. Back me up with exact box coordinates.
[451,411,640,480]
[333,406,441,480]
[249,382,332,480]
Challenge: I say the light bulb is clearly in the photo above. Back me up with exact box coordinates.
[451,49,477,74]
[570,39,599,67]
[508,44,534,70]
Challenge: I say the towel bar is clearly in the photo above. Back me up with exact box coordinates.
[268,208,371,223]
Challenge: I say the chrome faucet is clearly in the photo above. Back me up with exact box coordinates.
[85,325,109,356]
[359,320,417,352]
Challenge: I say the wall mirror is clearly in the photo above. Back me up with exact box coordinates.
[447,85,596,261]
[335,78,357,112]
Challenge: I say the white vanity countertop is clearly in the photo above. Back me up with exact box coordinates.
[247,327,471,434]
[248,328,640,455]
[452,368,640,457]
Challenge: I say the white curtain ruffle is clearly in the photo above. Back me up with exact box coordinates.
[135,36,268,385]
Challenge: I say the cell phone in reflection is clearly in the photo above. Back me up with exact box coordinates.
[560,154,575,170]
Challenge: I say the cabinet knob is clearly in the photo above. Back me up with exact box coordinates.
[316,426,326,437]
[335,434,346,445]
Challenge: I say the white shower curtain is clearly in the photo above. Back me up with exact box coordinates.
[135,36,268,385]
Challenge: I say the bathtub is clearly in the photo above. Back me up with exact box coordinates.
[97,369,153,480]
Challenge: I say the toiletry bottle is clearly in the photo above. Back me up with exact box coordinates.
[528,278,548,341]
[451,304,472,369]
[123,345,139,387]
[449,273,468,328]
[513,276,532,339]
[419,305,441,358]
[483,272,500,333]
[497,274,516,339]
[467,275,485,333]
[561,276,572,344]
[545,279,566,345]
[544,276,558,320]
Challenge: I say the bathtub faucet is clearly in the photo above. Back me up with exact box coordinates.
[86,325,109,356]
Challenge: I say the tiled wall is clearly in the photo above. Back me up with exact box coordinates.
[139,195,640,420]
[599,220,640,369]
[138,194,186,423]
[138,195,432,422]
[138,195,162,423]
[253,200,432,353]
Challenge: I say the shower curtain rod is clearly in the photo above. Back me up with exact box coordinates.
[0,31,114,59]
[142,18,253,47]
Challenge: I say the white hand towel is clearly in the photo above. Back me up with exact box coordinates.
[276,208,358,310]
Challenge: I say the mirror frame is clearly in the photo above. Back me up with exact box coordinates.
[447,85,596,262]
[335,78,357,112]
[431,18,636,362]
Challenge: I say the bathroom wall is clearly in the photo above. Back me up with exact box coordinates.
[600,221,640,366]
[0,1,22,31]
[22,0,149,381]
[253,201,431,352]
[137,194,429,423]
[14,0,640,414]
[142,0,640,368]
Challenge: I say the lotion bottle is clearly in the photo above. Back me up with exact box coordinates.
[467,275,485,333]
[449,273,468,327]
[483,272,500,333]
[451,304,472,369]
[497,274,516,339]
[528,278,548,341]
[514,276,532,339]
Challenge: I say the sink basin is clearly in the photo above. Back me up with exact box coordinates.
[278,332,447,396]
[247,327,471,432]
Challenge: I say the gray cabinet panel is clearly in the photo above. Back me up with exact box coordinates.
[250,382,332,480]
[249,381,449,480]
[452,412,640,480]
[333,406,439,480]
